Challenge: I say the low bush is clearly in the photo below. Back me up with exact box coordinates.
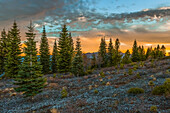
[150,106,157,112]
[128,69,133,75]
[100,71,105,78]
[136,72,141,79]
[61,87,68,98]
[94,89,98,94]
[152,78,170,95]
[120,64,124,69]
[127,87,144,94]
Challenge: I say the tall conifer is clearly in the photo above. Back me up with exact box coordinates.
[51,39,58,73]
[0,29,7,74]
[72,38,84,76]
[108,38,114,66]
[98,37,107,67]
[39,26,50,74]
[14,22,46,98]
[4,21,21,78]
[58,25,70,73]
[131,40,140,62]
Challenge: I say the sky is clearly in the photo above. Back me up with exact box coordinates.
[0,0,170,54]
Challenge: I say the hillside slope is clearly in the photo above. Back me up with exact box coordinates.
[0,58,170,113]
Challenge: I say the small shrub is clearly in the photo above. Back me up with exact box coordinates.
[150,106,157,112]
[61,87,68,98]
[148,81,155,86]
[102,81,106,85]
[133,65,138,70]
[128,69,133,75]
[136,72,141,79]
[152,85,167,95]
[127,87,144,94]
[124,72,127,75]
[53,73,57,78]
[100,71,105,78]
[152,78,170,95]
[94,89,98,94]
[120,64,124,69]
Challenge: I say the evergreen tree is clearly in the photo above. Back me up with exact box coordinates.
[98,37,107,67]
[4,21,21,78]
[139,45,145,61]
[131,40,140,62]
[58,25,71,73]
[108,38,114,66]
[68,32,74,70]
[145,47,152,59]
[72,38,84,76]
[113,38,121,65]
[0,29,7,74]
[39,26,50,74]
[51,39,58,73]
[122,50,131,64]
[14,22,46,98]
[161,45,166,56]
[91,53,96,69]
[68,32,74,57]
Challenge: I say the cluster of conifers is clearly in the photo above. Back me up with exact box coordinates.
[0,21,166,98]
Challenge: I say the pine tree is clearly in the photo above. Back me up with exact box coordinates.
[113,38,121,65]
[39,26,50,74]
[51,39,58,73]
[68,32,74,69]
[58,25,72,73]
[98,37,107,67]
[139,45,145,61]
[131,40,140,62]
[0,29,7,74]
[72,38,84,76]
[91,53,96,69]
[145,47,152,59]
[108,38,114,66]
[14,22,46,98]
[161,45,166,56]
[122,50,131,64]
[4,21,21,78]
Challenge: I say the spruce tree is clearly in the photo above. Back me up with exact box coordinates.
[39,26,50,74]
[108,38,114,66]
[68,32,74,69]
[122,50,131,64]
[131,40,140,62]
[58,25,71,73]
[91,53,96,69]
[4,21,21,78]
[51,39,58,73]
[0,29,7,74]
[113,38,121,65]
[161,45,166,56]
[72,38,84,76]
[145,47,152,59]
[14,22,46,98]
[139,45,145,61]
[98,37,107,67]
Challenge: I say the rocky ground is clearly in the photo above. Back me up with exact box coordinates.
[0,57,170,113]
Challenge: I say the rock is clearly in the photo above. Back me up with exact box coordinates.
[155,72,163,76]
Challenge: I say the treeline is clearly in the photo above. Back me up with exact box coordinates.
[92,38,166,69]
[0,21,166,98]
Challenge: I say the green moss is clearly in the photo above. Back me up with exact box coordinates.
[127,87,144,94]
[53,73,57,78]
